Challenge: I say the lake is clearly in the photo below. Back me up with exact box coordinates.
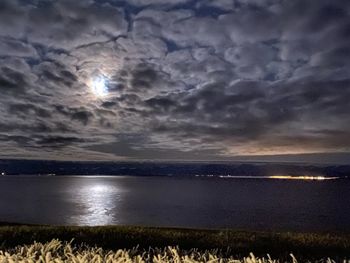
[0,175,349,232]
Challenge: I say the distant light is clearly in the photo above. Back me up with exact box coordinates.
[268,175,338,180]
[1,172,5,176]
[91,75,108,97]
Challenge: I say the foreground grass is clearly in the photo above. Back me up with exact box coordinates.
[1,239,348,263]
[0,225,349,261]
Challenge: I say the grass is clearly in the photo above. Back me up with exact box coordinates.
[0,225,349,261]
[0,239,311,263]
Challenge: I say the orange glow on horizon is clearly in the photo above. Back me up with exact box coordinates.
[268,175,338,180]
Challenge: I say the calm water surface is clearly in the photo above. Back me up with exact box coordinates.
[0,175,349,232]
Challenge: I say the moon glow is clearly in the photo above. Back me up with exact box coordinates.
[91,76,108,97]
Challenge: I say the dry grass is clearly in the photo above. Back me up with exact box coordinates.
[1,225,350,261]
[0,239,348,263]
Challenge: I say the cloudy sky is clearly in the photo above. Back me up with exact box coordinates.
[0,0,350,162]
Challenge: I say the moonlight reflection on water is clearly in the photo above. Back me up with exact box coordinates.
[72,181,121,225]
[0,176,349,231]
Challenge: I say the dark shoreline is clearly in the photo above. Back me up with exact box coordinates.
[0,224,349,260]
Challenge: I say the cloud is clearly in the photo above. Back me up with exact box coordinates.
[0,38,38,58]
[0,0,127,49]
[36,136,87,147]
[126,0,190,7]
[55,105,94,125]
[0,0,349,161]
[0,65,35,95]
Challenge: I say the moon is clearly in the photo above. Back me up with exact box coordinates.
[91,75,108,97]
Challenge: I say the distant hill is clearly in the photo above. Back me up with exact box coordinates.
[0,159,349,178]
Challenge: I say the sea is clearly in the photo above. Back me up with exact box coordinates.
[0,173,349,232]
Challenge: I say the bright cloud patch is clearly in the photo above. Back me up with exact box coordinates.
[0,0,350,162]
[91,76,109,98]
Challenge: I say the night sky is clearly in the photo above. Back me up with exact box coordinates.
[0,0,350,162]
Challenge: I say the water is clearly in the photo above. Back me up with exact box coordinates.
[0,175,349,232]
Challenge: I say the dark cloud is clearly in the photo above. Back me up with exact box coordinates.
[8,103,51,118]
[0,38,38,57]
[55,105,94,125]
[89,133,222,160]
[145,97,176,113]
[0,0,349,162]
[36,136,86,147]
[0,66,30,94]
[71,111,93,126]
[130,66,158,89]
[101,101,118,109]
